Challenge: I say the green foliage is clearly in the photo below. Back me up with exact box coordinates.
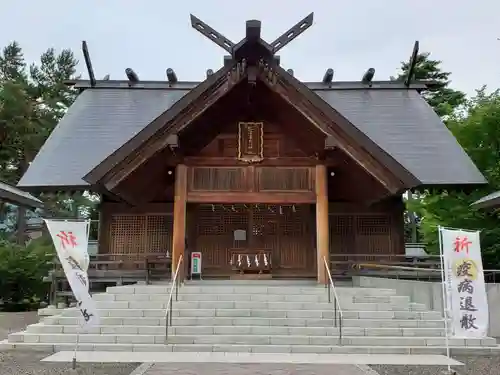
[0,42,78,184]
[397,52,466,117]
[410,89,500,268]
[397,51,468,244]
[0,41,90,242]
[0,236,54,308]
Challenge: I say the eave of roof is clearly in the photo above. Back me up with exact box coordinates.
[472,191,500,209]
[0,181,44,208]
[18,76,486,190]
[67,79,431,91]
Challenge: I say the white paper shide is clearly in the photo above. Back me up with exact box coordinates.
[44,219,100,329]
[440,228,488,337]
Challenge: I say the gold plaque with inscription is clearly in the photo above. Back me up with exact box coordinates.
[237,122,264,163]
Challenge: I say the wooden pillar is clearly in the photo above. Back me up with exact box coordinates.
[172,164,188,280]
[315,164,329,284]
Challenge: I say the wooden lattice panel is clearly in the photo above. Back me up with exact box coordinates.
[252,205,279,252]
[194,204,315,275]
[109,214,173,259]
[196,205,248,271]
[355,215,393,259]
[329,215,355,257]
[328,214,394,262]
[276,205,312,270]
[189,167,245,191]
[146,215,173,254]
[257,167,313,191]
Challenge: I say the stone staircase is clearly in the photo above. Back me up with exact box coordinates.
[4,281,499,354]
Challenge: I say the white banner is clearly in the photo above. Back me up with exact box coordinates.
[440,228,488,337]
[44,219,100,329]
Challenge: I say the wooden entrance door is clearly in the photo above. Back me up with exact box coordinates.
[193,204,315,277]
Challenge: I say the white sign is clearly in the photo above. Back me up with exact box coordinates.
[44,219,100,329]
[440,228,488,337]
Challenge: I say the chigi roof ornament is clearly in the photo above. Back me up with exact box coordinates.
[190,13,314,64]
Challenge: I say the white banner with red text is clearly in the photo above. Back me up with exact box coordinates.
[44,219,100,329]
[440,227,488,338]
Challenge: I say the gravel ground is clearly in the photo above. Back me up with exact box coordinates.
[371,355,500,375]
[0,312,140,375]
[144,363,376,375]
[0,351,139,375]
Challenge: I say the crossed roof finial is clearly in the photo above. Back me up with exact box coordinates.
[190,13,314,62]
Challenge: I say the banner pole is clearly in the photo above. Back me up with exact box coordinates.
[438,226,452,373]
[72,324,81,370]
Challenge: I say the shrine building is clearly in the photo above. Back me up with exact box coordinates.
[17,14,486,283]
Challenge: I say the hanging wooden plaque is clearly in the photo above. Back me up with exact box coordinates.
[238,122,264,163]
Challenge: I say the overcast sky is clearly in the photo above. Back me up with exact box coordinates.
[1,0,499,96]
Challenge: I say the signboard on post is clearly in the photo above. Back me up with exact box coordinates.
[191,252,202,277]
[44,219,100,329]
[440,227,488,338]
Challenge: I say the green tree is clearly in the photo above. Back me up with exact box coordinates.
[409,88,500,268]
[0,42,80,242]
[397,52,467,243]
[0,42,78,184]
[397,52,466,117]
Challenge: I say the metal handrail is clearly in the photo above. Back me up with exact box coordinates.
[165,255,183,342]
[323,256,343,345]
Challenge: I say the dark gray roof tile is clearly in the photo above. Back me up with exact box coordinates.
[315,89,486,185]
[18,89,188,188]
[19,86,485,189]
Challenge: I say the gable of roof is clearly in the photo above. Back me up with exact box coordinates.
[18,82,486,190]
[84,64,237,185]
[0,181,43,208]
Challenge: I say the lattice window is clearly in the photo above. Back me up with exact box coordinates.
[329,215,355,257]
[196,205,248,235]
[257,167,313,191]
[147,215,173,254]
[189,167,245,191]
[356,215,393,257]
[109,214,172,256]
[356,216,391,235]
[281,205,308,235]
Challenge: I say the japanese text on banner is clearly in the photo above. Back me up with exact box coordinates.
[440,228,488,338]
[44,219,100,329]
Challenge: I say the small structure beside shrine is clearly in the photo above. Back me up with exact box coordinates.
[473,191,500,209]
[0,180,43,209]
[17,13,486,283]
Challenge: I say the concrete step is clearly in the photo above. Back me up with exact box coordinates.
[90,300,423,312]
[93,290,410,304]
[105,285,397,296]
[25,324,447,337]
[4,341,499,355]
[92,292,406,304]
[48,316,445,328]
[59,307,443,320]
[8,332,496,347]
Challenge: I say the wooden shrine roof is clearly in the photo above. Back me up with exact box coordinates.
[0,180,44,208]
[17,77,485,191]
